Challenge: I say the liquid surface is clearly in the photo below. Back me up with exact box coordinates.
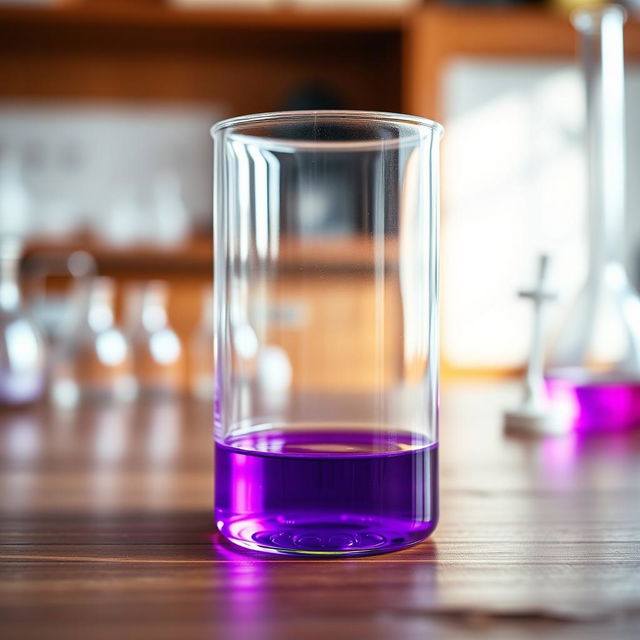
[546,376,640,432]
[215,429,438,556]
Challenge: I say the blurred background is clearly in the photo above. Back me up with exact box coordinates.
[0,0,639,408]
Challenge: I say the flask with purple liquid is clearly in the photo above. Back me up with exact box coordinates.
[545,7,640,432]
[212,111,442,555]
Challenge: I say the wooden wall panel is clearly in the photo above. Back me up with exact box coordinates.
[0,8,402,114]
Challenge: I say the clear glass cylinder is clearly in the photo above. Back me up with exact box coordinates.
[212,110,443,556]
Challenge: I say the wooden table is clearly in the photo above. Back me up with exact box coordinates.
[1,383,639,639]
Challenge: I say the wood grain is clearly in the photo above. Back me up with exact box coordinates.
[1,384,639,639]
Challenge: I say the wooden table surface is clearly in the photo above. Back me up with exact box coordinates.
[1,383,639,639]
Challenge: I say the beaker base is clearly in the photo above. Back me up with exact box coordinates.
[214,429,438,557]
[216,513,436,557]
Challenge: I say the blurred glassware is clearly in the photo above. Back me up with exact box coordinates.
[29,141,85,241]
[545,6,640,431]
[23,250,97,347]
[51,276,135,407]
[0,103,219,237]
[151,172,191,247]
[190,286,213,401]
[95,173,191,248]
[0,237,45,406]
[0,151,32,240]
[96,183,146,248]
[125,280,183,398]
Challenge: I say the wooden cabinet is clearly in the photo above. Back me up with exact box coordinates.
[2,3,638,119]
[0,2,402,113]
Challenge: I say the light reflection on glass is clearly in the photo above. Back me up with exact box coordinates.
[149,329,181,365]
[95,329,128,367]
[233,324,258,360]
[87,304,113,333]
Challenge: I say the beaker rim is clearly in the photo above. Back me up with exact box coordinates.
[211,110,444,153]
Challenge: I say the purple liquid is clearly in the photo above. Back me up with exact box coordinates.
[546,376,640,432]
[215,429,438,556]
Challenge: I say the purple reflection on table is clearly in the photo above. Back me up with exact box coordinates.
[546,377,640,432]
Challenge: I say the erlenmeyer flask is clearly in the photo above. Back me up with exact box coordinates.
[545,6,640,431]
[0,238,45,405]
[51,276,135,406]
[125,280,183,398]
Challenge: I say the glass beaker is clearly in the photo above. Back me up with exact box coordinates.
[51,276,135,406]
[545,6,640,432]
[212,110,442,556]
[124,280,183,398]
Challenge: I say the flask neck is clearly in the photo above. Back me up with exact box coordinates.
[575,7,627,278]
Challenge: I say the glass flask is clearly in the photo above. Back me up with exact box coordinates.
[0,238,45,405]
[22,249,97,357]
[190,286,213,401]
[545,6,640,432]
[124,280,183,398]
[212,110,443,556]
[51,276,135,406]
